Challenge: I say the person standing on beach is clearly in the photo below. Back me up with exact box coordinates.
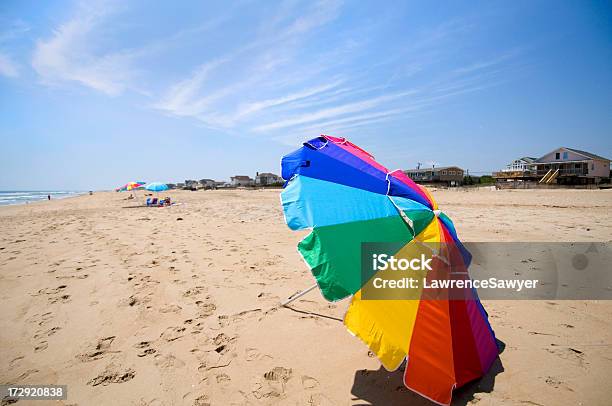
[47,194,51,200]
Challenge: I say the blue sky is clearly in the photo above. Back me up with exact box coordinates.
[0,0,611,190]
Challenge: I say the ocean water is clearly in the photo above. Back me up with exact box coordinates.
[0,191,84,206]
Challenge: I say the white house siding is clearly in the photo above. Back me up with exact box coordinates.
[537,148,588,163]
[589,159,610,177]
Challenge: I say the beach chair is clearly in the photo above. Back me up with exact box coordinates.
[150,198,158,206]
[146,198,152,206]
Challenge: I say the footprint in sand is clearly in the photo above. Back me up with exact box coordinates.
[34,341,48,352]
[245,348,260,362]
[183,286,206,298]
[245,347,272,362]
[154,353,186,369]
[217,308,262,328]
[160,326,186,342]
[87,364,135,386]
[189,320,208,335]
[159,304,182,314]
[34,285,67,296]
[33,326,61,340]
[193,395,210,406]
[251,367,293,399]
[195,300,216,318]
[216,373,231,384]
[264,367,292,383]
[49,294,71,304]
[210,333,237,355]
[134,341,157,357]
[250,381,280,399]
[9,356,24,368]
[546,346,587,367]
[128,295,139,307]
[301,375,319,389]
[55,273,88,280]
[78,336,116,361]
[14,369,40,382]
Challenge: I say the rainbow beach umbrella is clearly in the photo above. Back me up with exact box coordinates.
[126,181,145,191]
[115,181,145,192]
[280,135,498,405]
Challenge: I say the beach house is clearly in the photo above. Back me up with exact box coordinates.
[199,179,216,189]
[403,166,465,186]
[502,157,537,173]
[494,147,610,186]
[255,172,283,186]
[184,180,199,190]
[230,176,254,187]
[533,147,610,184]
[493,157,538,182]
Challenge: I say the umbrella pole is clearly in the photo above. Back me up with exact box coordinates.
[280,283,318,307]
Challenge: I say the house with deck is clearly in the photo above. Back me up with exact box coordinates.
[502,157,537,173]
[494,147,610,186]
[533,147,610,184]
[494,157,538,182]
[231,175,254,187]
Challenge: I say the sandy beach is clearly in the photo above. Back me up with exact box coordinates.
[1,188,611,406]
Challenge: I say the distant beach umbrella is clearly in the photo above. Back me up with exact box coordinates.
[126,181,145,191]
[116,181,145,192]
[145,182,168,192]
[280,135,498,406]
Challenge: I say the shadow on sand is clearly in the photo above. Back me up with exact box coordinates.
[350,339,505,406]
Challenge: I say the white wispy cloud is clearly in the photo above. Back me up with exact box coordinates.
[197,80,347,127]
[284,0,343,36]
[0,52,19,77]
[452,49,520,76]
[31,2,134,95]
[153,58,230,117]
[30,0,226,96]
[253,89,418,132]
[26,0,518,146]
[235,80,345,118]
[0,19,30,78]
[152,0,348,128]
[150,5,518,143]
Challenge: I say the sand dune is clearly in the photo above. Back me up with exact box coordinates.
[1,188,611,405]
